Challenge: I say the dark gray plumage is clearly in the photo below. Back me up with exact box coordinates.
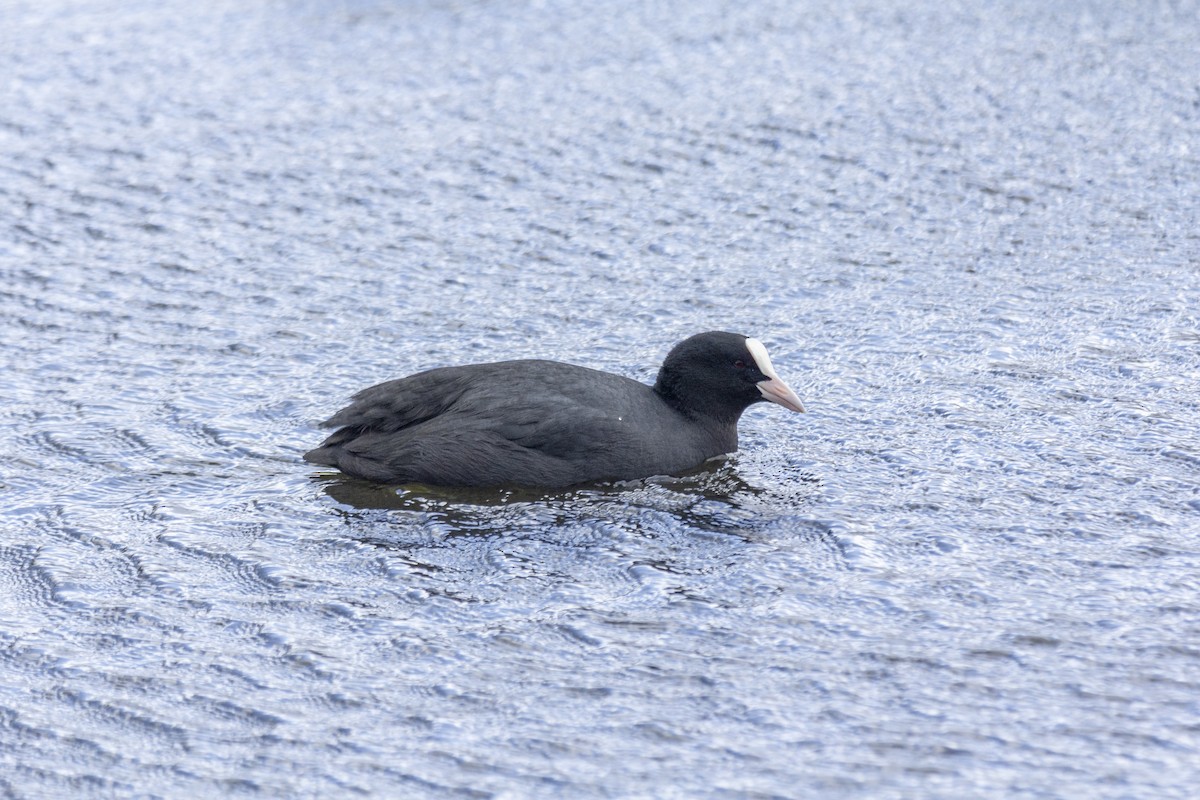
[304,331,804,488]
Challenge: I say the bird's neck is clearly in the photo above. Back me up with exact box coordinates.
[653,379,747,428]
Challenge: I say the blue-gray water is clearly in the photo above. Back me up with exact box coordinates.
[2,1,1199,797]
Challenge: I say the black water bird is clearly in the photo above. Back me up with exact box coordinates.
[304,331,804,488]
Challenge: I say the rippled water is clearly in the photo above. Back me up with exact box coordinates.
[2,0,1199,796]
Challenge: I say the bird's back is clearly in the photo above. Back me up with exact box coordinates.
[304,359,732,487]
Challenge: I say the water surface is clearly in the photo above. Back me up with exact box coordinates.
[1,0,1199,797]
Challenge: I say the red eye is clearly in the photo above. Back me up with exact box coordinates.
[734,359,746,369]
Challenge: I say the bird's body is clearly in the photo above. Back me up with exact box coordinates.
[305,331,804,488]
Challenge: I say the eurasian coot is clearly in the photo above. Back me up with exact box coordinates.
[305,331,804,487]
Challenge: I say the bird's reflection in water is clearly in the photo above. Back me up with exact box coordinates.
[314,456,821,542]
